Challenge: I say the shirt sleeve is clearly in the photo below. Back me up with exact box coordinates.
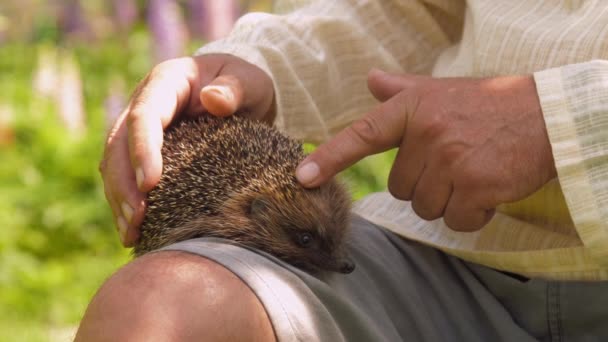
[195,0,463,143]
[534,60,608,266]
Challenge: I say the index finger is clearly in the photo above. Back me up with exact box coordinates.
[296,94,409,188]
[126,58,207,192]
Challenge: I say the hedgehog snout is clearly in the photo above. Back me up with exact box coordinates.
[322,254,356,274]
[338,257,356,274]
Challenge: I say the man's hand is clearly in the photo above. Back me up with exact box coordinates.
[100,54,275,246]
[296,69,557,231]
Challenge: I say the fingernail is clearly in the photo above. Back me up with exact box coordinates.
[202,85,234,102]
[121,202,134,224]
[296,162,320,184]
[369,68,387,76]
[136,167,144,189]
[117,216,129,244]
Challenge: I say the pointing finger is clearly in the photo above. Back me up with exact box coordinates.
[297,93,409,188]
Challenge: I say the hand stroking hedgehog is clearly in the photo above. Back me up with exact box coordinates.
[134,114,355,274]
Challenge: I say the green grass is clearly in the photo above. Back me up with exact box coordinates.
[0,35,394,341]
[0,40,144,340]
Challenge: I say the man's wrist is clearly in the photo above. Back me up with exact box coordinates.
[489,74,557,178]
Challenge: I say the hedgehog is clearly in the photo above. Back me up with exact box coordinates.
[134,114,355,274]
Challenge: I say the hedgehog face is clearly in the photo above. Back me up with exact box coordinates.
[242,181,355,274]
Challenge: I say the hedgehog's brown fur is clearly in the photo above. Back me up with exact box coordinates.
[134,114,354,274]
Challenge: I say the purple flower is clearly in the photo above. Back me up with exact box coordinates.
[112,0,138,32]
[59,0,91,40]
[187,0,208,38]
[104,78,127,132]
[205,0,240,41]
[187,0,240,41]
[147,0,188,63]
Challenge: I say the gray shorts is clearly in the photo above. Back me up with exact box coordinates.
[162,215,608,342]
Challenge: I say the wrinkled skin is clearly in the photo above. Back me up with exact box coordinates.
[298,70,556,231]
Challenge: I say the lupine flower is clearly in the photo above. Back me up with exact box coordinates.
[104,77,127,132]
[56,51,86,135]
[147,0,188,63]
[59,0,91,41]
[187,0,207,39]
[112,0,138,32]
[33,46,59,99]
[204,0,240,41]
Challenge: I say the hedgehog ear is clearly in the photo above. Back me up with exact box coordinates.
[249,196,269,216]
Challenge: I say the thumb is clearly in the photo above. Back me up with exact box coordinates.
[367,68,420,102]
[200,75,244,117]
[199,56,275,122]
[296,94,408,188]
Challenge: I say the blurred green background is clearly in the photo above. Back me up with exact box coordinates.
[0,1,394,340]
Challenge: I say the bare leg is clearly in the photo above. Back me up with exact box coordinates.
[75,251,276,342]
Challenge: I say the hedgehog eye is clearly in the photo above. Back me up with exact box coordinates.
[297,232,313,248]
[249,197,268,216]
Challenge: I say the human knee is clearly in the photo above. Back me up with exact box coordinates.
[76,251,275,341]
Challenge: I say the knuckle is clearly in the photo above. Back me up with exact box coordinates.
[144,66,174,92]
[411,198,442,221]
[151,59,178,78]
[453,175,483,199]
[98,158,108,174]
[400,90,419,112]
[126,108,145,128]
[387,181,412,201]
[436,143,466,168]
[443,214,465,231]
[418,113,447,141]
[444,210,482,232]
[349,115,384,146]
[149,57,192,83]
